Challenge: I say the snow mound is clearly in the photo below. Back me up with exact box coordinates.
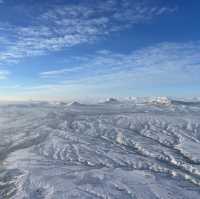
[125,96,172,105]
[146,97,172,106]
[67,101,83,106]
[103,98,120,104]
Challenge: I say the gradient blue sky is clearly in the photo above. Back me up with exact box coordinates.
[0,0,200,101]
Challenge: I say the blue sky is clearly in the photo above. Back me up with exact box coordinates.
[0,0,200,101]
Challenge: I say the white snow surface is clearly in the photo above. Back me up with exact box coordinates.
[0,99,200,198]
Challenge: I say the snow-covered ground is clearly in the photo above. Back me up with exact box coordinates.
[0,98,200,199]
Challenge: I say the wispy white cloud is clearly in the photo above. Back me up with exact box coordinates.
[40,67,83,78]
[11,40,199,99]
[0,84,21,89]
[0,0,176,64]
[39,41,200,87]
[0,70,10,80]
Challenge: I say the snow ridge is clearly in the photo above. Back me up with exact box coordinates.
[0,100,200,198]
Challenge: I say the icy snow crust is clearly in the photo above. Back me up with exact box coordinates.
[0,100,200,198]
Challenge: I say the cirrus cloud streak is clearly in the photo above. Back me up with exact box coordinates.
[0,0,176,65]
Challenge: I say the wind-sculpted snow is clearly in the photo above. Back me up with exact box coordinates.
[0,101,200,198]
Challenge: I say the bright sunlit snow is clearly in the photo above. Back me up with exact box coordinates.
[0,98,200,198]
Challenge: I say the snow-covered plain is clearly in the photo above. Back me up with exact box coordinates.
[0,98,200,199]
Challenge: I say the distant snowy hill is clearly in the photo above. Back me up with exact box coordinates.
[103,97,121,104]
